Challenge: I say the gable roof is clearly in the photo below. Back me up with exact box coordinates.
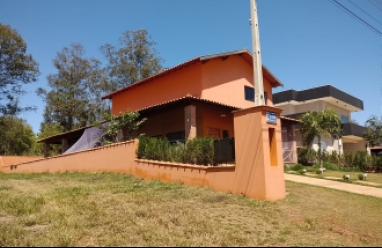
[102,49,283,100]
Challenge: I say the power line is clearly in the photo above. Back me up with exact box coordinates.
[346,0,382,25]
[329,0,382,35]
[373,0,382,7]
[368,0,382,12]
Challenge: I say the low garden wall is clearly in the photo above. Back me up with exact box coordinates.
[135,159,235,192]
[0,156,43,170]
[1,139,236,193]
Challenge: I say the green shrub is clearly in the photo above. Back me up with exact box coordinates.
[374,156,382,169]
[298,148,317,165]
[169,142,185,163]
[344,151,354,167]
[353,151,369,171]
[321,150,330,164]
[343,174,350,181]
[358,174,364,181]
[137,136,215,166]
[291,164,304,171]
[329,151,339,164]
[316,169,322,175]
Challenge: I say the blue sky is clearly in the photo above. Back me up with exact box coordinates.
[1,0,381,134]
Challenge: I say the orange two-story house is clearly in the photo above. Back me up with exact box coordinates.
[39,49,299,162]
[102,49,296,143]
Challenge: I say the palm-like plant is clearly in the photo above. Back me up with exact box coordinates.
[363,115,382,147]
[299,108,343,168]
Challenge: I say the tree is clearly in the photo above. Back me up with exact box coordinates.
[299,108,343,167]
[101,30,164,90]
[0,116,36,155]
[94,110,147,144]
[363,115,382,147]
[37,43,110,132]
[0,23,39,115]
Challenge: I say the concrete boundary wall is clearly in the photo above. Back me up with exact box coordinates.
[1,140,236,194]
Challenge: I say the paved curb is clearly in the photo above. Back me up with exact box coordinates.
[284,173,382,198]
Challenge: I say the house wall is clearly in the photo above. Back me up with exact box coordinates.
[343,140,367,152]
[200,55,273,108]
[194,102,235,138]
[111,63,203,115]
[111,56,275,116]
[278,101,352,121]
[323,102,352,122]
[295,101,325,113]
[278,104,296,116]
[291,129,342,153]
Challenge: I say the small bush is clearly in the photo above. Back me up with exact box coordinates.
[298,148,317,165]
[316,169,322,175]
[358,174,364,181]
[298,170,306,175]
[291,164,304,171]
[343,174,350,181]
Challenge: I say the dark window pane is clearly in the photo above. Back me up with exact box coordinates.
[222,130,229,138]
[245,86,254,102]
[264,92,267,105]
[166,131,185,143]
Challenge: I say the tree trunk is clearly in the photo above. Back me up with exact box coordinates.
[318,136,322,169]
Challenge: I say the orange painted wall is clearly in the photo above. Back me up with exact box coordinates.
[111,63,203,115]
[1,141,236,196]
[0,156,42,170]
[111,56,275,116]
[1,142,138,174]
[200,55,274,108]
[200,105,234,138]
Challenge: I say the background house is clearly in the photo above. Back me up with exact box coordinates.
[273,85,367,154]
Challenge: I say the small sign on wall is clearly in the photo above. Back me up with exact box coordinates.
[266,111,277,124]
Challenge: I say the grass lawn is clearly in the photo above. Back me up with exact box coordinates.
[1,172,382,246]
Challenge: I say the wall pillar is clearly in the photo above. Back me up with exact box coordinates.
[61,138,69,154]
[185,105,197,141]
[232,106,285,201]
[43,142,51,158]
[286,124,297,164]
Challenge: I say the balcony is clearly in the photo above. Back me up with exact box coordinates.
[342,122,366,139]
[273,85,364,111]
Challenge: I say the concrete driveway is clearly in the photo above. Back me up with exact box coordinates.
[285,173,382,198]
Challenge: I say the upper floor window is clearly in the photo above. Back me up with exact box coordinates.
[341,115,349,123]
[245,86,254,102]
[244,86,267,104]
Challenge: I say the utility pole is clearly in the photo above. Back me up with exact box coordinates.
[250,0,265,106]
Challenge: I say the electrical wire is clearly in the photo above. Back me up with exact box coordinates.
[373,0,382,7]
[345,0,382,25]
[368,0,382,12]
[329,0,382,35]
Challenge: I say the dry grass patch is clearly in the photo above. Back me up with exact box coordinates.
[0,172,381,246]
